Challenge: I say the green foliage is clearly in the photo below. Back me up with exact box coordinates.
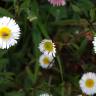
[0,0,96,96]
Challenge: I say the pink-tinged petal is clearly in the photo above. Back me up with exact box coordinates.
[48,0,66,6]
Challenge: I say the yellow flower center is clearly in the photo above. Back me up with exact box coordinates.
[43,57,50,65]
[0,27,11,39]
[85,79,94,88]
[44,42,53,52]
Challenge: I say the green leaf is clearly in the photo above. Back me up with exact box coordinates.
[37,21,49,38]
[20,0,30,11]
[0,58,9,71]
[90,8,95,21]
[0,76,14,92]
[5,91,25,96]
[0,7,13,17]
[0,50,7,58]
[71,4,81,13]
[26,67,34,82]
[49,6,67,20]
[79,39,87,56]
[32,29,42,83]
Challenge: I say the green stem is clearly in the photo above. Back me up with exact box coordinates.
[56,55,63,81]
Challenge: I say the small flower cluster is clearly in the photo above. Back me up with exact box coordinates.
[78,36,96,95]
[38,39,56,69]
[79,72,96,96]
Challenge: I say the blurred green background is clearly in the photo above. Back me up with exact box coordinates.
[0,0,96,96]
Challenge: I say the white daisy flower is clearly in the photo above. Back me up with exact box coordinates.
[92,36,96,53]
[0,16,20,49]
[39,54,54,69]
[38,39,56,57]
[39,93,52,96]
[79,72,96,95]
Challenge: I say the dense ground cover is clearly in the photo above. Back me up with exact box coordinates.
[0,0,96,96]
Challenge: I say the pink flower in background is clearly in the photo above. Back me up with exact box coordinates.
[48,0,66,6]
